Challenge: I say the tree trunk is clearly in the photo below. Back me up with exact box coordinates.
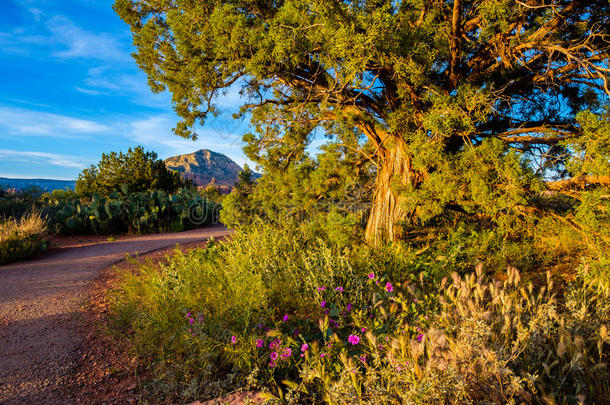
[365,137,415,244]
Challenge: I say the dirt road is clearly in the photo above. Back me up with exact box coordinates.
[0,225,230,404]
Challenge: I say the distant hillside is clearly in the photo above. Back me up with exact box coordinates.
[164,149,256,187]
[0,177,75,192]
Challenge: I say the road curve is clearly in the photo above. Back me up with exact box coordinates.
[0,225,230,404]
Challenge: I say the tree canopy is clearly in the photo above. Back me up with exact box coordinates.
[114,0,610,242]
[76,146,190,197]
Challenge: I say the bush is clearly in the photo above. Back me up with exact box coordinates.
[0,212,48,265]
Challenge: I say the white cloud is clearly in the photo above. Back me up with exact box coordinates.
[0,106,111,137]
[46,16,129,62]
[126,114,250,166]
[0,149,87,169]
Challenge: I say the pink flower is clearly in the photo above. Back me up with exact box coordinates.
[359,355,367,363]
[334,286,344,292]
[368,273,375,279]
[321,301,326,307]
[269,361,276,367]
[256,339,264,348]
[417,333,424,342]
[348,335,360,345]
[346,303,352,312]
[301,343,309,352]
[317,286,326,291]
[281,348,292,358]
[361,327,367,332]
[282,314,289,322]
[320,353,326,358]
[189,318,194,325]
[231,335,237,343]
[385,282,394,292]
[270,351,279,361]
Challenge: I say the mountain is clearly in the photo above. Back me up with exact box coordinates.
[164,149,250,187]
[0,177,75,192]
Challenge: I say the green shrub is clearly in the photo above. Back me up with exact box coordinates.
[0,212,48,265]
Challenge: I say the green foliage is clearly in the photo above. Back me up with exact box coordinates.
[75,146,190,197]
[110,220,610,403]
[42,188,216,235]
[0,212,47,265]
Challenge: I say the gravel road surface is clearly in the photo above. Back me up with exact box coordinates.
[0,225,230,404]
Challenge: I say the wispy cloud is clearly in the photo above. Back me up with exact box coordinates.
[0,106,111,137]
[46,15,129,62]
[127,114,249,166]
[0,149,87,169]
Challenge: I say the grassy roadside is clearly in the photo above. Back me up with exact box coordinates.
[107,220,610,404]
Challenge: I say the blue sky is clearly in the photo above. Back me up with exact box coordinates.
[0,0,252,180]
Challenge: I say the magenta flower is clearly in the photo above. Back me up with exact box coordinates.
[282,314,289,322]
[189,318,194,325]
[320,353,327,358]
[269,361,276,367]
[321,301,326,307]
[301,343,309,352]
[359,355,367,363]
[231,335,237,343]
[281,348,292,358]
[270,351,279,361]
[385,282,394,292]
[346,303,352,312]
[256,339,264,348]
[417,333,424,342]
[348,335,360,345]
[334,286,344,292]
[317,286,326,291]
[361,327,367,332]
[368,273,375,279]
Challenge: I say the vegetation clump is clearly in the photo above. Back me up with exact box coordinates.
[0,212,47,265]
[76,146,189,197]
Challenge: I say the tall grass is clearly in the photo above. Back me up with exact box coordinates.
[109,219,610,403]
[0,212,47,265]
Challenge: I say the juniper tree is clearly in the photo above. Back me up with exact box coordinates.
[115,0,610,242]
[76,146,189,197]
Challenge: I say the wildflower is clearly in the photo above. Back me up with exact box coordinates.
[317,286,326,291]
[359,355,367,363]
[346,303,352,312]
[385,282,394,292]
[270,351,279,361]
[320,353,327,358]
[281,348,292,358]
[269,361,276,367]
[301,343,309,352]
[293,329,299,336]
[375,280,380,285]
[368,273,375,279]
[282,314,289,322]
[417,333,424,342]
[186,312,191,318]
[269,339,281,349]
[256,339,264,348]
[348,335,360,345]
[321,301,326,307]
[231,335,237,343]
[334,286,344,292]
[189,318,194,325]
[361,327,367,332]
